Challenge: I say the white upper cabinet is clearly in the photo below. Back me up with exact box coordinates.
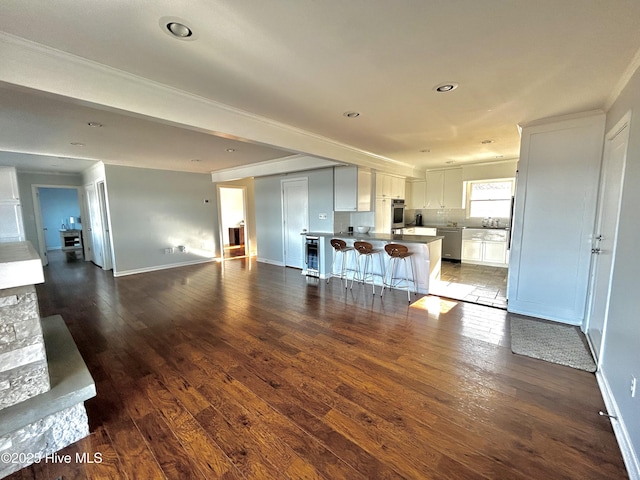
[334,166,372,211]
[0,166,20,200]
[425,168,463,209]
[443,169,463,208]
[408,180,426,209]
[375,172,405,199]
[0,167,25,243]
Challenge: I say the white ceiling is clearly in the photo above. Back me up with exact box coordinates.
[1,0,640,176]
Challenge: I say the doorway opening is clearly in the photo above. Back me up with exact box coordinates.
[434,261,508,309]
[428,178,514,309]
[219,186,247,259]
[32,185,85,267]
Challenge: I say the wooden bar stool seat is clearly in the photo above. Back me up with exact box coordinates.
[381,243,417,303]
[326,239,356,288]
[350,241,384,294]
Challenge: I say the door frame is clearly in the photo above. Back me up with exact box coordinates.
[216,184,249,260]
[281,177,309,268]
[31,184,87,266]
[584,111,630,364]
[84,180,114,271]
[97,180,114,271]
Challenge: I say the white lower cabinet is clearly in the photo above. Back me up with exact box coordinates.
[462,229,508,267]
[483,241,507,264]
[461,239,483,262]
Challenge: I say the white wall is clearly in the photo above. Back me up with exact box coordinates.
[600,67,640,477]
[104,165,219,276]
[254,167,334,265]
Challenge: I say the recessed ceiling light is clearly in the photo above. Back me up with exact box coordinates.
[191,158,201,162]
[495,155,504,158]
[159,17,197,41]
[445,160,456,164]
[87,122,103,128]
[226,148,236,153]
[434,82,459,93]
[343,111,360,118]
[70,142,85,146]
[420,149,431,153]
[481,139,494,144]
[166,22,192,38]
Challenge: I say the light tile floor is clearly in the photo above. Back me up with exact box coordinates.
[430,260,508,309]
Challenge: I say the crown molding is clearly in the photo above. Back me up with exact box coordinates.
[0,32,418,178]
[605,44,640,111]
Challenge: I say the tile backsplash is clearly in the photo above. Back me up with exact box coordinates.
[407,208,510,228]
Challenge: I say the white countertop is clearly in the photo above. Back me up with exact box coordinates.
[303,231,443,245]
[0,241,44,290]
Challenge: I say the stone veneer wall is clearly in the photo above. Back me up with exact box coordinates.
[0,404,89,478]
[0,285,50,410]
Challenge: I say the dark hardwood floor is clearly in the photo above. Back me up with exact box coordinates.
[8,252,627,479]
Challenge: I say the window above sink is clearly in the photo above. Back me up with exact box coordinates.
[466,179,514,218]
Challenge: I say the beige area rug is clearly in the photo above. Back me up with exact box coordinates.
[510,316,597,372]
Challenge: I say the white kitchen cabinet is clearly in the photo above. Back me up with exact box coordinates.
[408,180,426,209]
[375,197,390,233]
[461,239,483,262]
[443,169,463,208]
[334,166,372,211]
[462,228,507,266]
[391,175,405,199]
[484,241,507,264]
[415,227,437,236]
[375,172,405,199]
[0,167,25,243]
[425,168,463,209]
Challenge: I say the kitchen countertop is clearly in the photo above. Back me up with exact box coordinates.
[409,225,510,230]
[303,231,443,245]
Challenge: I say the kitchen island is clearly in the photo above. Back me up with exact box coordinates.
[303,232,442,294]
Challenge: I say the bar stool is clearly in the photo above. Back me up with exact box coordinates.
[350,241,385,294]
[326,239,355,288]
[381,243,417,303]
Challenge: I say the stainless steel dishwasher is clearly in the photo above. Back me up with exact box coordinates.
[436,227,463,261]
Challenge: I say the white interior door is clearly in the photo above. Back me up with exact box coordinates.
[97,181,113,270]
[586,116,629,361]
[282,178,308,268]
[85,182,104,267]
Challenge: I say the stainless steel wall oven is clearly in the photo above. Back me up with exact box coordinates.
[391,199,406,229]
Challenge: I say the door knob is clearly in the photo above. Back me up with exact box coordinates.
[591,248,601,254]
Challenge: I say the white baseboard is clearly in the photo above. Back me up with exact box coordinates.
[506,304,583,326]
[113,258,217,277]
[596,370,640,480]
[257,257,284,267]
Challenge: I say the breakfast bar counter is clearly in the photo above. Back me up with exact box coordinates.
[303,232,442,294]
